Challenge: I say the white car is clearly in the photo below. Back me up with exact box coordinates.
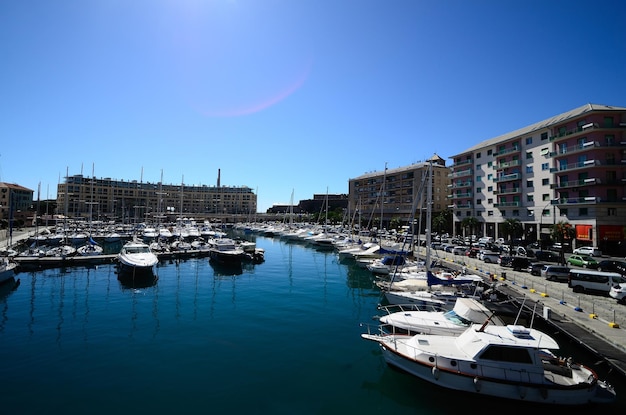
[573,246,602,257]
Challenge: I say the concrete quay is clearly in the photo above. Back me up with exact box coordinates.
[419,247,626,379]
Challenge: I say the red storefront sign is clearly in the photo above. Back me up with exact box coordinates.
[599,225,625,242]
[575,224,592,241]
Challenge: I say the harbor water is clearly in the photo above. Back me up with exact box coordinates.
[1,232,625,414]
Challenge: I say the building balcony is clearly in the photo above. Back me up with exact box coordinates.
[495,159,521,170]
[550,178,599,190]
[451,159,473,169]
[557,196,600,205]
[493,187,521,195]
[448,181,472,189]
[549,123,599,142]
[493,173,520,183]
[493,201,520,208]
[549,159,599,173]
[448,169,472,178]
[455,202,473,209]
[448,192,472,199]
[494,146,521,157]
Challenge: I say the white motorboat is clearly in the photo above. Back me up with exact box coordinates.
[362,323,616,405]
[0,257,18,284]
[378,297,505,336]
[208,238,248,264]
[117,239,158,274]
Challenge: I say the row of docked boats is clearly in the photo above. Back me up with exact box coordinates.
[240,221,617,405]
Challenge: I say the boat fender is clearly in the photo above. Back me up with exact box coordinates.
[473,377,481,392]
[519,385,526,399]
[432,366,440,380]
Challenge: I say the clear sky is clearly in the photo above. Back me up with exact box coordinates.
[2,0,626,212]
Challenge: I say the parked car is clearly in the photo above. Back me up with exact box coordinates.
[511,256,531,272]
[498,256,513,267]
[597,260,626,276]
[465,247,480,258]
[528,262,546,276]
[452,246,467,255]
[540,265,570,282]
[572,246,602,257]
[567,254,599,269]
[533,251,561,263]
[479,250,501,263]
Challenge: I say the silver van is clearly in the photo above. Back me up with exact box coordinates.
[540,265,570,282]
[568,269,626,295]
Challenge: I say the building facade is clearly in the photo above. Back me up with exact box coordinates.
[348,155,451,231]
[56,174,257,223]
[448,103,626,255]
[0,182,34,226]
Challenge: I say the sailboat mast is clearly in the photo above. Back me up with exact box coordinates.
[425,158,433,269]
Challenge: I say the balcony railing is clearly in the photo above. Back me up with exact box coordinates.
[494,188,521,195]
[448,169,472,178]
[549,159,599,173]
[449,192,472,199]
[556,197,600,205]
[494,147,521,157]
[451,159,473,168]
[495,159,521,169]
[449,181,473,189]
[493,201,520,208]
[455,203,473,209]
[493,173,520,183]
[550,178,599,189]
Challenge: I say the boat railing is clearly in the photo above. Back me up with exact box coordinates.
[377,303,445,315]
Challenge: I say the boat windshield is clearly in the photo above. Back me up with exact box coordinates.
[125,246,150,254]
[443,310,472,326]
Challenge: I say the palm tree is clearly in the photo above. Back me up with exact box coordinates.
[461,217,479,239]
[550,221,575,265]
[501,218,522,245]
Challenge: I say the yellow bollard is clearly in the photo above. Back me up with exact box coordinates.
[609,322,620,328]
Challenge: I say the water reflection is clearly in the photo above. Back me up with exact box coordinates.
[117,269,158,289]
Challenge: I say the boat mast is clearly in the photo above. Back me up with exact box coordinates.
[425,157,433,270]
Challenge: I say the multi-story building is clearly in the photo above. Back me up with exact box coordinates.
[56,172,257,223]
[0,182,34,226]
[449,103,626,255]
[348,155,450,231]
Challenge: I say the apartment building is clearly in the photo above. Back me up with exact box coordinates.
[56,174,257,223]
[449,103,626,255]
[348,155,451,231]
[0,182,34,225]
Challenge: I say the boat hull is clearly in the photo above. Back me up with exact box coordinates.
[377,340,612,405]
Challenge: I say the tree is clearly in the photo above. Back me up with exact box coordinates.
[461,217,479,238]
[501,218,522,245]
[550,221,575,265]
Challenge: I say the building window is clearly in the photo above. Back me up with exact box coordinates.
[512,210,520,216]
[487,186,493,192]
[604,117,614,127]
[466,211,472,217]
[542,178,549,186]
[526,151,533,159]
[579,208,588,216]
[487,174,492,180]
[527,180,533,188]
[525,137,532,145]
[487,198,493,204]
[526,166,533,173]
[487,161,492,167]
[487,149,492,156]
[527,195,534,202]
[542,194,550,201]
[541,132,548,140]
[608,207,617,216]
[541,163,549,171]
[527,210,533,216]
[560,208,567,216]
[476,188,482,193]
[476,176,482,182]
[476,199,482,205]
[476,152,481,159]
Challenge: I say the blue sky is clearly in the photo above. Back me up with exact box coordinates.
[2,0,626,212]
